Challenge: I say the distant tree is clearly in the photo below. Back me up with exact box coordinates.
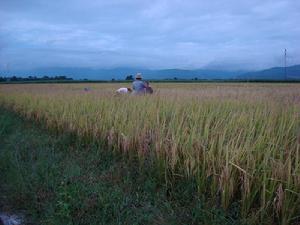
[54,75,67,80]
[10,76,18,81]
[111,78,115,82]
[174,77,178,80]
[59,76,66,80]
[0,77,6,82]
[125,75,133,80]
[194,77,198,80]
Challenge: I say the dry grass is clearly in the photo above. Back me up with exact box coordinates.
[1,82,300,224]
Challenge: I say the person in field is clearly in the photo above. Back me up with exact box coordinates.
[132,73,146,95]
[144,81,153,94]
[116,87,132,94]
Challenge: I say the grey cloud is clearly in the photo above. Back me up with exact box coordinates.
[0,0,299,70]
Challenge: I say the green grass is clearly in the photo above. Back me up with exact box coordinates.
[0,109,240,225]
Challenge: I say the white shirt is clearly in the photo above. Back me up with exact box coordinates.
[116,87,129,93]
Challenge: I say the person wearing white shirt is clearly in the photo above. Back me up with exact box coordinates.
[116,87,132,94]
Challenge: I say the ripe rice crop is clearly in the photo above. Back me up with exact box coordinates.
[0,83,300,224]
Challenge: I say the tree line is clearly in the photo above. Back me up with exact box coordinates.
[0,75,73,82]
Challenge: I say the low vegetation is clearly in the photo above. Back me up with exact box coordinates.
[0,109,237,225]
[0,83,300,224]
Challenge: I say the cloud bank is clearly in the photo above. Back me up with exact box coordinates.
[1,0,300,70]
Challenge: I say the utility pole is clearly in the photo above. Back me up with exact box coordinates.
[5,63,10,76]
[284,49,287,81]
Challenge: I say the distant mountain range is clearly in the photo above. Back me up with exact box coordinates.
[240,64,300,80]
[1,65,300,81]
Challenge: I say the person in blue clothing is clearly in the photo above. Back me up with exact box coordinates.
[144,81,153,94]
[132,73,146,94]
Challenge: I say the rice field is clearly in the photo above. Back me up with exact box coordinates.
[0,83,300,224]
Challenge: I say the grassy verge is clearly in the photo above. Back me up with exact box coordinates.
[0,109,241,225]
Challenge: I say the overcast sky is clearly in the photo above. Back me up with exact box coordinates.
[1,0,300,70]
